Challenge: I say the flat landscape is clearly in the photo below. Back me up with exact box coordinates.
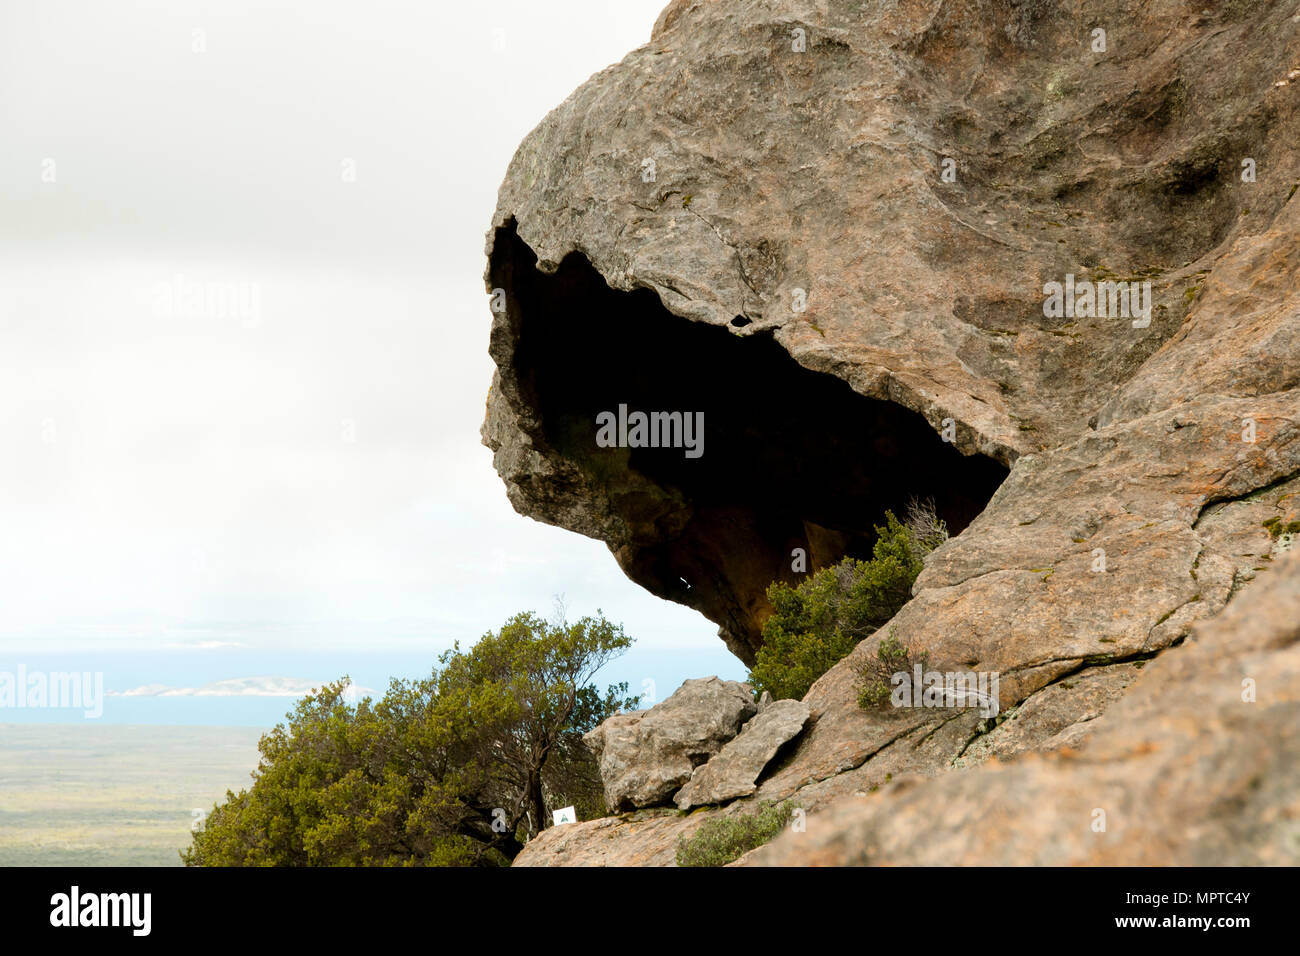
[0,724,264,866]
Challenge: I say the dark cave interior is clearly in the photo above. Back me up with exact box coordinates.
[491,222,1009,664]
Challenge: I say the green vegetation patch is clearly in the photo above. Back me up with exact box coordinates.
[675,800,797,867]
[855,627,929,709]
[1263,517,1300,540]
[746,502,945,701]
[183,611,639,867]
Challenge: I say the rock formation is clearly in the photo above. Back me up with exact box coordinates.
[579,677,812,815]
[486,0,1300,865]
[751,545,1300,865]
[674,698,811,809]
[583,676,755,811]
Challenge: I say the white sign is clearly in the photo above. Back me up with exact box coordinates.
[552,806,576,826]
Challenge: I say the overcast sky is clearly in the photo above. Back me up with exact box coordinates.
[0,0,728,660]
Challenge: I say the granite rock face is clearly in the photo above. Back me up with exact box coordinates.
[750,546,1300,866]
[494,0,1300,865]
[674,699,811,809]
[582,677,756,811]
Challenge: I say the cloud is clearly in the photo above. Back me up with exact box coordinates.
[160,640,247,650]
[111,676,373,698]
[0,0,710,660]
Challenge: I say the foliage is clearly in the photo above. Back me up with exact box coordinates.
[675,801,797,867]
[855,626,929,709]
[746,622,858,704]
[183,611,638,867]
[747,505,943,701]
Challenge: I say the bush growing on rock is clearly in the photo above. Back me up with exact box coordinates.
[182,611,638,867]
[903,496,950,561]
[746,505,945,701]
[675,800,798,867]
[855,626,930,709]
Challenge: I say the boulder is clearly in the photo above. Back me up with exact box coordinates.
[583,676,756,811]
[674,699,811,809]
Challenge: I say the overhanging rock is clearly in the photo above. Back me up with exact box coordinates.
[482,0,1300,663]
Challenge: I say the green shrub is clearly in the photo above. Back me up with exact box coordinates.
[855,626,929,709]
[747,622,858,702]
[747,504,944,701]
[675,801,797,867]
[182,611,638,867]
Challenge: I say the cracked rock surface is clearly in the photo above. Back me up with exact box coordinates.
[583,676,756,811]
[494,0,1300,865]
[674,698,811,809]
[751,545,1300,865]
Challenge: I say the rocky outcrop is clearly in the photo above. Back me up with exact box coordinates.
[484,0,1300,663]
[494,0,1300,866]
[583,677,755,811]
[674,699,811,809]
[750,545,1300,866]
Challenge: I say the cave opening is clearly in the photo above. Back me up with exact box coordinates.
[490,221,1009,665]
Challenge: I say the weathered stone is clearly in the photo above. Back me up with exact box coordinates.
[955,661,1144,768]
[674,699,811,809]
[583,676,756,811]
[498,0,1300,866]
[749,547,1300,866]
[512,803,759,868]
[484,0,1300,663]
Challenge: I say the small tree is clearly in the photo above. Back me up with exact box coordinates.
[747,507,943,701]
[183,610,637,867]
[443,611,637,842]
